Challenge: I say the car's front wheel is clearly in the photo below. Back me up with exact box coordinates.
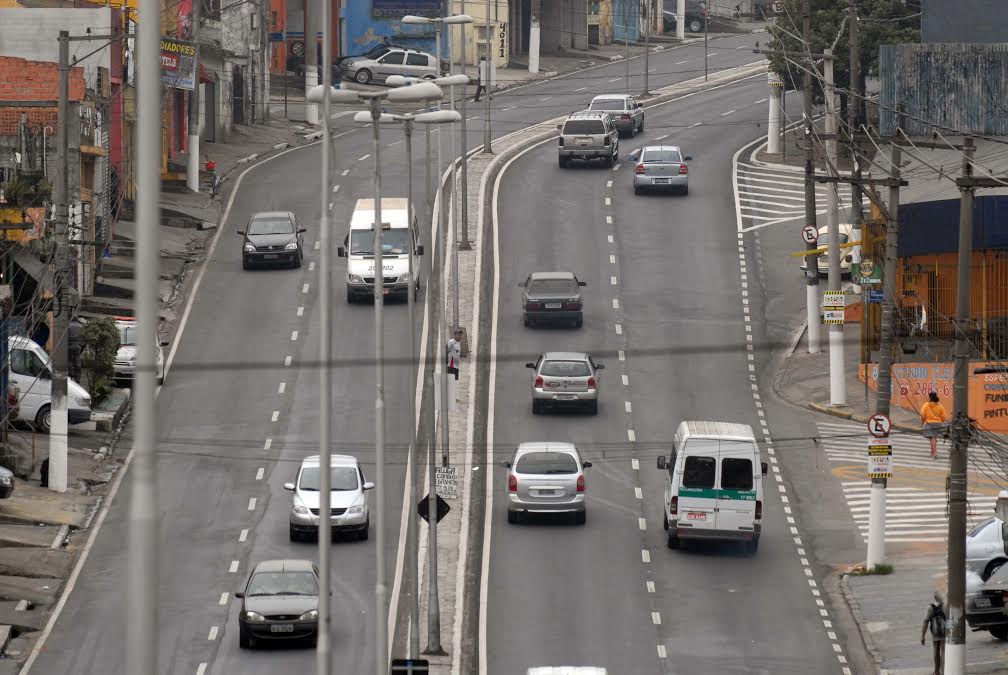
[35,404,51,434]
[688,18,703,33]
[239,625,252,649]
[355,69,372,84]
[990,625,1008,641]
[983,558,1006,581]
[289,523,299,542]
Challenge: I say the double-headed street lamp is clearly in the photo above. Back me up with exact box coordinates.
[307,79,442,675]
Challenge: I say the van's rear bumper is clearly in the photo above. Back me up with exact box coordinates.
[673,521,761,541]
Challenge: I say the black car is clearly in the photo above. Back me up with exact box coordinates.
[238,211,305,269]
[663,1,707,33]
[520,271,587,328]
[236,559,320,648]
[966,562,1008,640]
[0,465,14,499]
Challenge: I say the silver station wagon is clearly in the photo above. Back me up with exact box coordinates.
[503,441,592,525]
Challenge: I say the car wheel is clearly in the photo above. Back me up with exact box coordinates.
[308,632,318,648]
[667,530,679,549]
[574,510,586,526]
[359,521,369,541]
[239,625,252,649]
[746,538,760,555]
[639,118,644,133]
[523,314,529,327]
[688,18,703,33]
[355,69,372,84]
[559,156,567,169]
[575,317,583,328]
[587,400,598,415]
[606,154,615,169]
[662,511,669,530]
[347,288,355,304]
[532,399,543,415]
[983,558,1006,581]
[507,510,518,524]
[35,404,51,434]
[634,185,641,195]
[990,625,1008,641]
[293,254,302,269]
[289,523,299,542]
[242,259,250,270]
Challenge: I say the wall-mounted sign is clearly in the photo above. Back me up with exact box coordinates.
[371,0,441,19]
[160,37,197,90]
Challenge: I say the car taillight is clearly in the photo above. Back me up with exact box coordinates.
[670,496,678,516]
[576,475,585,492]
[558,137,564,147]
[679,164,688,175]
[755,500,762,520]
[635,163,645,175]
[621,113,630,120]
[564,301,581,310]
[587,377,596,390]
[534,375,544,388]
[526,302,541,310]
[508,474,518,492]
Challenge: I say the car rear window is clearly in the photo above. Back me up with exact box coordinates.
[590,98,625,111]
[540,360,590,377]
[642,149,683,163]
[682,456,716,489]
[515,451,579,474]
[563,120,605,135]
[529,278,578,295]
[720,457,753,491]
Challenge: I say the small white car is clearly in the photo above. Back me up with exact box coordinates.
[113,318,167,385]
[798,223,861,276]
[284,455,374,541]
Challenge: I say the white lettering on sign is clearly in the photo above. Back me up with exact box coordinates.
[435,466,459,499]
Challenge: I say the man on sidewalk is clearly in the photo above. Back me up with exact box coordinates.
[446,329,462,381]
[920,591,947,675]
[473,56,493,102]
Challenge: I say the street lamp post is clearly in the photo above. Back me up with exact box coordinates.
[307,79,443,675]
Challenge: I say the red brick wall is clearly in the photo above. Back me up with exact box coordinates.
[0,56,86,103]
[0,106,59,136]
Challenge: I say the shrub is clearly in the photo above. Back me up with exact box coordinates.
[80,316,120,405]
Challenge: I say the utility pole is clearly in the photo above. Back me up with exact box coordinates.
[767,72,783,154]
[824,48,845,406]
[703,4,708,81]
[304,0,318,125]
[676,0,685,39]
[801,0,821,355]
[186,0,201,191]
[866,141,900,570]
[642,0,650,96]
[484,0,492,152]
[946,136,976,675]
[51,32,71,495]
[126,1,160,671]
[848,0,863,235]
[459,28,470,251]
[624,0,629,96]
[448,30,460,331]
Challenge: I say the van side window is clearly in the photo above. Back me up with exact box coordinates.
[682,456,716,489]
[11,349,45,378]
[721,458,754,491]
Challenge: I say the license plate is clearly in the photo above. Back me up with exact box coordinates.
[545,303,561,309]
[536,489,556,496]
[263,254,278,259]
[270,624,295,633]
[686,512,706,520]
[577,137,591,145]
[975,597,992,608]
[653,178,670,184]
[555,394,576,400]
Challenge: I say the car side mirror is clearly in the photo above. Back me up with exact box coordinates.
[761,462,768,476]
[684,155,693,161]
[556,124,563,130]
[524,362,535,369]
[39,369,51,380]
[628,150,640,161]
[297,228,307,234]
[363,481,375,490]
[337,247,346,257]
[416,245,424,256]
[283,482,295,491]
[657,456,666,470]
[582,461,592,468]
[160,340,170,347]
[500,460,511,468]
[578,281,587,287]
[236,230,245,236]
[235,591,245,599]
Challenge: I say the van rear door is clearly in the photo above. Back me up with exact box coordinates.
[677,439,719,532]
[714,440,758,535]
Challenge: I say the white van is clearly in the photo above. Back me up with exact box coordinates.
[657,421,767,553]
[337,198,423,303]
[8,336,91,433]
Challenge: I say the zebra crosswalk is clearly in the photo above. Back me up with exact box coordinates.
[817,421,1000,543]
[735,161,852,231]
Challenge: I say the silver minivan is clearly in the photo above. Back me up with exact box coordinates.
[503,442,591,525]
[558,111,619,168]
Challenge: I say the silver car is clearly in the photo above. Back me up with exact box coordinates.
[340,47,437,84]
[526,351,604,415]
[558,111,619,168]
[967,516,1008,580]
[503,441,592,525]
[629,145,692,195]
[284,455,374,541]
[588,94,644,137]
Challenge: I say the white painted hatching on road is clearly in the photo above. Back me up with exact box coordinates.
[341,169,350,176]
[197,663,208,675]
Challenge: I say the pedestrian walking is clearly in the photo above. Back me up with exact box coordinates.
[921,591,947,675]
[473,56,493,102]
[204,156,219,196]
[920,391,948,460]
[446,329,462,381]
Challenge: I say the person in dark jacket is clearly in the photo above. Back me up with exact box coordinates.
[68,317,82,382]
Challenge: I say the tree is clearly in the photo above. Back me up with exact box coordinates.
[766,0,921,120]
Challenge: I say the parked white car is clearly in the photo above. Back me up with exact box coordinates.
[798,223,861,276]
[113,317,167,385]
[7,336,91,432]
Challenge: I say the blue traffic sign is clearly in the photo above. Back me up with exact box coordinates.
[867,289,883,304]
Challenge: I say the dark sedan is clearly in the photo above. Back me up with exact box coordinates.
[520,272,587,328]
[238,211,305,269]
[236,559,320,648]
[0,465,13,499]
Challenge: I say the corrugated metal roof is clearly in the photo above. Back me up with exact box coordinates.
[879,138,1008,206]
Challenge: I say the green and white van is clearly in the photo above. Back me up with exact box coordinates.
[657,421,767,554]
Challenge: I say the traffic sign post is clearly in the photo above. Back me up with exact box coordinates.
[822,290,844,325]
[801,224,818,244]
[867,413,891,437]
[418,493,450,524]
[868,437,893,479]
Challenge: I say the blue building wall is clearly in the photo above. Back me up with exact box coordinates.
[342,0,445,58]
[899,196,1008,258]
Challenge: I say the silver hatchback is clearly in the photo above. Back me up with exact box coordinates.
[284,455,374,541]
[526,351,604,415]
[503,442,591,524]
[629,145,692,195]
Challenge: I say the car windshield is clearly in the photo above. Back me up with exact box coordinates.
[247,217,293,235]
[590,98,625,111]
[528,278,578,295]
[365,45,390,58]
[642,148,683,163]
[118,326,138,346]
[246,571,318,596]
[817,233,849,245]
[298,466,360,491]
[350,229,412,255]
[515,451,579,475]
[540,360,590,377]
[563,120,605,135]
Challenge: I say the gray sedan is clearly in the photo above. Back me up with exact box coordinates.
[588,94,644,137]
[503,441,591,525]
[629,145,692,195]
[526,351,604,415]
[520,271,587,327]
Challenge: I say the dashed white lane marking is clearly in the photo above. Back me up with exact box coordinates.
[675,60,688,65]
[539,96,553,101]
[256,467,265,480]
[627,429,636,442]
[309,261,316,271]
[605,196,612,206]
[208,626,218,641]
[218,593,228,606]
[615,323,623,335]
[573,86,588,92]
[754,97,768,104]
[341,169,350,176]
[657,645,667,659]
[607,234,614,243]
[284,355,292,367]
[612,163,621,171]
[625,400,632,413]
[271,410,280,422]
[707,52,719,57]
[607,180,613,188]
[358,153,370,161]
[278,382,286,394]
[608,77,622,82]
[652,612,662,625]
[612,298,619,309]
[656,134,668,140]
[649,67,657,73]
[720,109,736,116]
[328,202,333,211]
[239,528,249,542]
[502,106,515,111]
[689,122,702,127]
[618,349,625,361]
[609,254,616,264]
[647,581,655,593]
[611,276,618,285]
[297,306,305,317]
[641,549,651,563]
[291,330,299,341]
[606,215,613,224]
[631,458,639,470]
[634,487,643,499]
[314,240,320,250]
[229,560,239,573]
[263,439,272,451]
[622,374,629,386]
[638,517,646,531]
[248,497,257,511]
[302,283,310,293]
[197,663,208,675]
[332,184,340,193]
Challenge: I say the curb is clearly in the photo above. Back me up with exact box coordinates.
[806,401,919,433]
[840,574,886,671]
[94,388,131,433]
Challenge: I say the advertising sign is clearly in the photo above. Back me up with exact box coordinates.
[853,258,882,285]
[161,37,197,90]
[372,0,441,19]
[868,437,893,479]
[822,290,845,325]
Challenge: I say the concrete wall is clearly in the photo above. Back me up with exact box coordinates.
[540,0,587,52]
[0,8,113,91]
[922,0,1008,43]
[448,0,510,68]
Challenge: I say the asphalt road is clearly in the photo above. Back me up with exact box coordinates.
[484,78,846,673]
[26,33,774,675]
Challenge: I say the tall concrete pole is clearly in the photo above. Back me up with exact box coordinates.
[623,1,629,97]
[50,32,70,495]
[126,3,160,671]
[946,136,975,675]
[448,29,460,331]
[801,0,821,355]
[642,0,650,95]
[848,0,863,247]
[404,117,421,661]
[824,48,845,406]
[304,0,319,125]
[676,0,685,39]
[369,96,388,675]
[459,29,471,251]
[866,142,900,569]
[484,0,492,153]
[186,0,201,192]
[316,1,333,672]
[767,73,782,154]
